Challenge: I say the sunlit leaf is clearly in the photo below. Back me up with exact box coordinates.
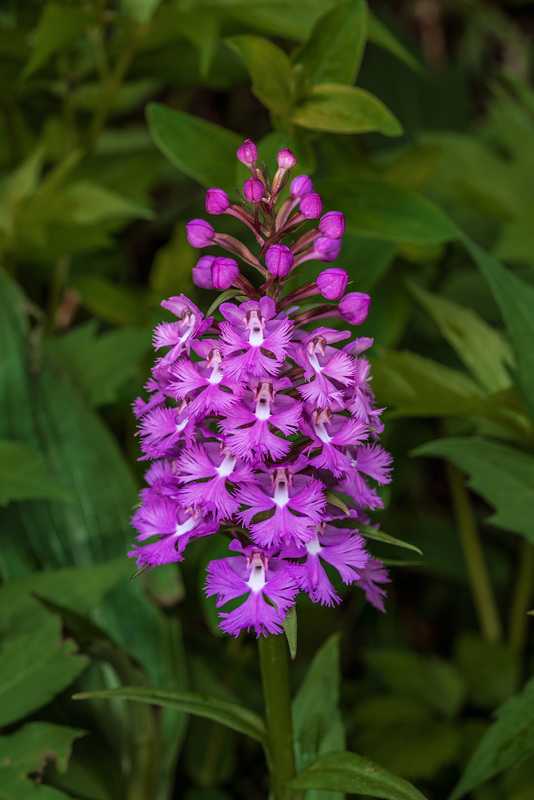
[292,84,402,136]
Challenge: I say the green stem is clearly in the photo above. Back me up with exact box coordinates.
[445,461,502,642]
[258,634,299,800]
[509,539,534,654]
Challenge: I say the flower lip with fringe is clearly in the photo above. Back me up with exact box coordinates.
[130,141,392,636]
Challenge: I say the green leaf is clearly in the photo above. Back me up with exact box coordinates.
[364,649,465,718]
[288,750,429,799]
[0,439,71,506]
[46,322,151,407]
[293,0,368,85]
[353,695,460,781]
[73,687,267,746]
[221,0,339,41]
[0,722,85,775]
[409,282,514,394]
[149,226,195,302]
[338,233,397,292]
[450,675,534,800]
[72,275,152,327]
[367,12,424,74]
[454,633,520,710]
[282,605,297,661]
[0,613,88,726]
[0,148,44,236]
[412,437,534,542]
[226,36,293,115]
[147,103,242,192]
[121,0,162,24]
[21,3,94,79]
[320,180,459,244]
[371,350,484,418]
[358,525,423,557]
[464,235,534,420]
[0,770,73,799]
[293,635,345,800]
[59,182,154,225]
[292,83,402,136]
[382,145,442,192]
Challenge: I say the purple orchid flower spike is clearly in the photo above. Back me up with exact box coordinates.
[130,140,393,637]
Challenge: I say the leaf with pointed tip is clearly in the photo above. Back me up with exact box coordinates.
[282,605,297,660]
[288,750,428,799]
[368,13,424,74]
[73,687,267,745]
[293,0,368,85]
[226,36,293,115]
[359,525,423,557]
[413,437,534,542]
[292,84,402,136]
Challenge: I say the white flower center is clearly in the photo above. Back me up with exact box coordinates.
[216,453,236,478]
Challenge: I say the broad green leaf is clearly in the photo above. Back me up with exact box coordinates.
[73,687,267,745]
[288,750,428,799]
[282,605,297,660]
[121,0,162,23]
[62,182,154,225]
[367,12,424,74]
[454,633,520,710]
[226,36,293,115]
[413,437,534,541]
[320,180,459,244]
[147,104,242,191]
[0,613,88,726]
[46,322,151,407]
[0,722,85,775]
[0,148,44,235]
[21,3,95,79]
[494,211,534,265]
[73,275,152,327]
[221,0,338,41]
[409,282,514,394]
[0,440,71,506]
[358,525,423,557]
[0,770,73,799]
[353,695,460,781]
[292,83,402,136]
[464,236,534,420]
[293,635,345,800]
[371,350,484,417]
[364,649,465,718]
[293,0,368,85]
[450,676,534,800]
[382,145,442,192]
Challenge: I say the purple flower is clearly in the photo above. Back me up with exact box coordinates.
[319,211,345,239]
[193,255,216,289]
[265,244,294,278]
[316,268,349,300]
[130,139,393,636]
[205,541,298,637]
[212,256,239,290]
[237,139,258,166]
[290,175,313,197]
[300,193,323,219]
[186,219,215,248]
[339,292,371,325]
[206,188,230,215]
[277,148,297,169]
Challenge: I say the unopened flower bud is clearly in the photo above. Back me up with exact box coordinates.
[212,256,239,290]
[243,177,265,204]
[206,188,230,215]
[193,255,216,289]
[339,292,371,325]
[237,139,258,166]
[319,211,345,239]
[316,268,348,300]
[290,175,313,198]
[300,193,323,219]
[186,219,214,248]
[314,237,342,262]
[277,148,296,169]
[265,244,294,278]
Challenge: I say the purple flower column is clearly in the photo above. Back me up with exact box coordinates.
[131,142,392,639]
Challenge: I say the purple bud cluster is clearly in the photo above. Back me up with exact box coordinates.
[131,141,392,637]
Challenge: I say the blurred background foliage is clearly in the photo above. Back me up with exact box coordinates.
[2,0,534,798]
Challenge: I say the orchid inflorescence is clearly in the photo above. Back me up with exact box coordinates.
[130,140,392,637]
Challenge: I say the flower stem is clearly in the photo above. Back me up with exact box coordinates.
[445,460,502,642]
[509,539,534,654]
[258,634,299,800]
